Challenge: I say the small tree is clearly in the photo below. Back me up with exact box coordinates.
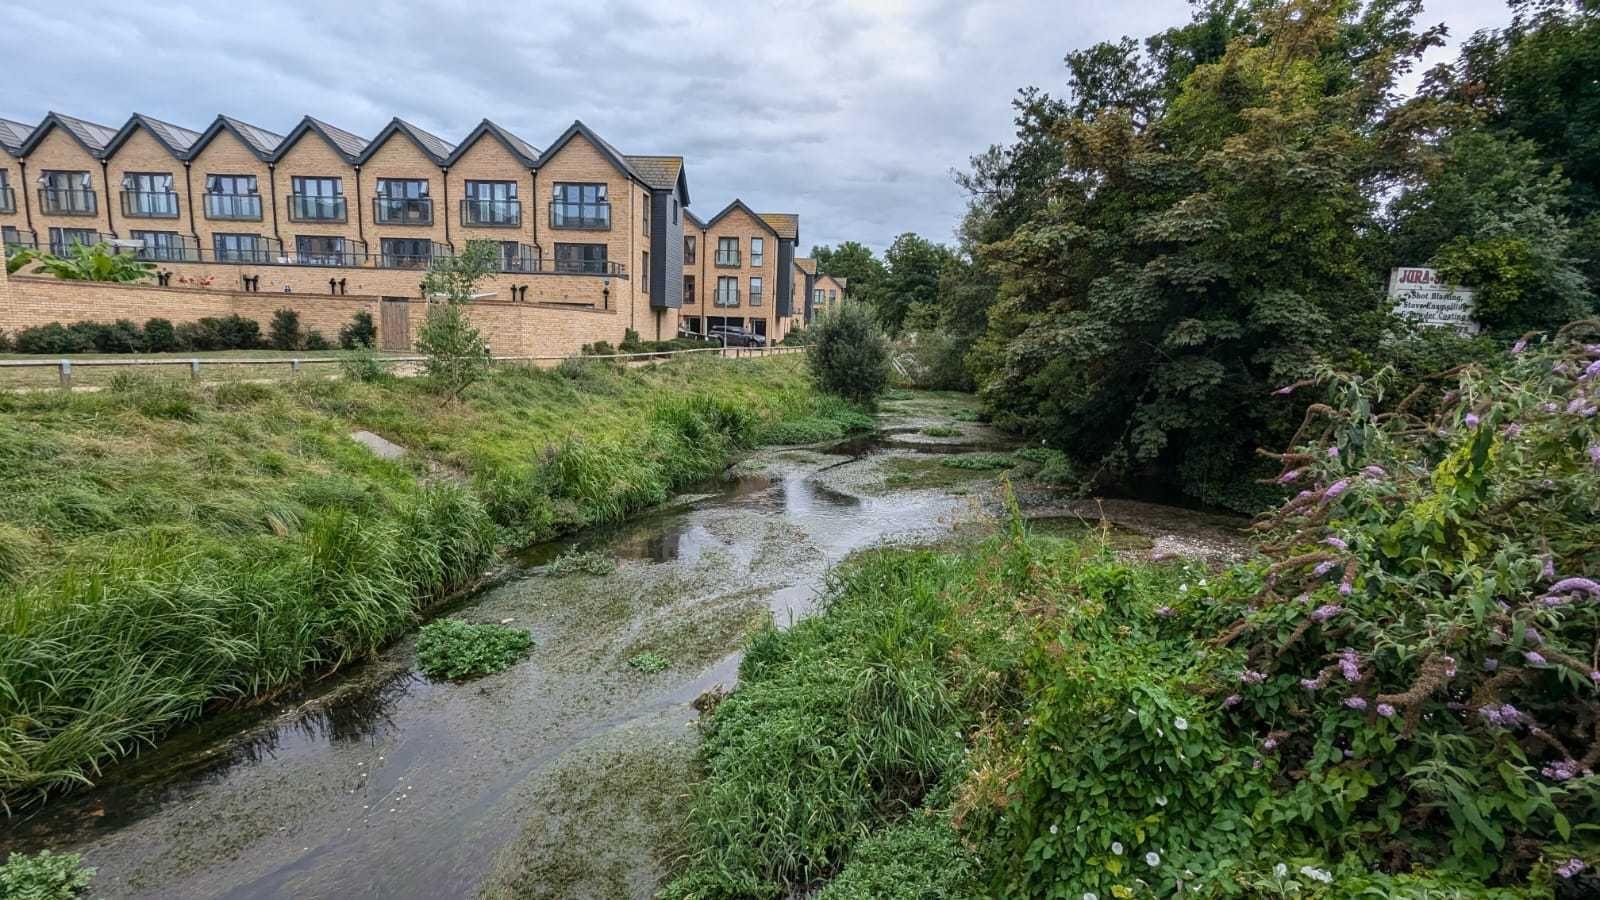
[807,302,891,405]
[268,308,303,350]
[416,240,495,399]
[339,310,376,349]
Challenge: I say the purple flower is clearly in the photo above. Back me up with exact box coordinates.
[1240,670,1267,685]
[1591,671,1600,684]
[1542,760,1580,782]
[1376,703,1396,718]
[1590,445,1600,467]
[1278,468,1302,484]
[1338,581,1353,596]
[1327,446,1340,460]
[1311,604,1343,623]
[1542,557,1557,580]
[1360,465,1387,478]
[1525,650,1547,667]
[1314,560,1336,576]
[1478,704,1523,728]
[1295,593,1310,604]
[1568,397,1588,414]
[1344,697,1368,711]
[1543,402,1559,413]
[1263,737,1279,750]
[1556,858,1586,879]
[1323,536,1348,551]
[1464,413,1480,427]
[1155,605,1176,618]
[1483,657,1499,672]
[1511,338,1527,354]
[1320,479,1350,503]
[1545,577,1600,598]
[1300,677,1322,691]
[1338,649,1360,682]
[1525,627,1543,646]
[1222,694,1242,708]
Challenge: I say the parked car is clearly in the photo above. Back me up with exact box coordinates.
[708,326,767,348]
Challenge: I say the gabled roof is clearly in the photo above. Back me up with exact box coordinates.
[684,208,707,229]
[794,257,818,276]
[759,213,798,241]
[537,120,648,186]
[702,198,781,237]
[447,119,539,168]
[0,118,36,156]
[103,113,203,159]
[624,155,690,204]
[187,114,284,161]
[271,115,368,163]
[358,117,456,166]
[18,111,119,157]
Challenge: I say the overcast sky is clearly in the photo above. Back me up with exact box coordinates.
[3,0,1511,254]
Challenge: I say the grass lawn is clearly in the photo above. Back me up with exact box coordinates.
[0,349,356,390]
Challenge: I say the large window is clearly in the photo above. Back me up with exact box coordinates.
[48,227,99,255]
[379,237,432,269]
[684,234,696,265]
[642,197,650,236]
[684,274,695,303]
[715,236,739,267]
[297,235,351,266]
[214,233,271,263]
[463,180,520,226]
[749,276,763,306]
[290,176,344,221]
[40,170,95,215]
[715,276,739,307]
[496,241,536,273]
[205,174,260,220]
[553,242,608,274]
[813,288,824,307]
[0,170,15,214]
[131,230,188,261]
[751,237,764,268]
[550,183,609,229]
[375,178,431,225]
[121,172,177,218]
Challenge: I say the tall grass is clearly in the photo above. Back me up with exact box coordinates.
[0,355,860,809]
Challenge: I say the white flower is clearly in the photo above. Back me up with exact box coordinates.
[1179,583,1189,593]
[1173,716,1188,731]
[1083,894,1098,900]
[1145,851,1161,867]
[1110,841,1124,855]
[1049,824,1058,835]
[1198,578,1207,587]
[1273,863,1287,878]
[1155,795,1167,807]
[1299,866,1333,884]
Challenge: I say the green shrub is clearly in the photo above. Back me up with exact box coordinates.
[339,347,386,383]
[627,651,670,674]
[939,453,1015,470]
[0,850,95,899]
[14,322,94,354]
[338,310,377,349]
[547,549,616,577]
[93,319,144,353]
[900,331,974,391]
[176,315,261,351]
[620,327,643,352]
[415,619,534,680]
[143,317,178,352]
[304,330,331,351]
[268,308,303,351]
[808,303,891,405]
[0,329,11,353]
[581,340,617,356]
[816,818,980,900]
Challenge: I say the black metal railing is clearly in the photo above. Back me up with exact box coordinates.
[714,249,740,267]
[133,236,201,262]
[378,241,449,270]
[204,193,262,221]
[461,198,522,227]
[3,229,37,252]
[288,194,347,222]
[120,190,180,218]
[549,202,610,229]
[0,187,14,214]
[209,239,284,264]
[48,231,116,255]
[297,240,369,267]
[551,257,626,276]
[39,188,98,216]
[373,196,433,226]
[497,244,539,273]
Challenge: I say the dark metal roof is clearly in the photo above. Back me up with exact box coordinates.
[0,117,34,156]
[702,198,781,237]
[184,115,284,162]
[271,116,368,163]
[759,213,799,241]
[447,119,540,168]
[358,117,457,166]
[17,111,119,157]
[537,120,649,186]
[103,113,203,158]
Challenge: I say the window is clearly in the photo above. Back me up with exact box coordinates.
[684,274,695,303]
[375,178,431,225]
[0,170,14,214]
[3,225,27,250]
[497,241,535,273]
[214,233,271,263]
[642,197,650,236]
[131,230,188,261]
[813,288,824,307]
[290,176,344,221]
[715,276,739,307]
[829,289,838,304]
[463,180,519,226]
[751,320,767,338]
[550,183,609,229]
[205,175,260,220]
[751,237,764,267]
[684,235,696,264]
[121,172,177,217]
[380,237,432,269]
[715,236,739,267]
[749,276,763,306]
[40,170,94,215]
[297,235,350,266]
[642,251,650,291]
[554,242,608,274]
[48,227,99,255]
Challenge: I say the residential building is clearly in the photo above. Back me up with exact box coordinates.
[679,199,800,342]
[793,256,818,323]
[812,272,847,318]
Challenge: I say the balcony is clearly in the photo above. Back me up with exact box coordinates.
[373,196,433,226]
[48,231,116,255]
[3,228,36,251]
[208,237,284,264]
[714,249,741,268]
[461,198,522,228]
[0,187,14,214]
[122,190,181,219]
[39,188,98,216]
[297,240,369,267]
[133,235,200,262]
[378,241,449,270]
[551,257,625,276]
[288,194,347,223]
[549,202,610,230]
[204,192,262,221]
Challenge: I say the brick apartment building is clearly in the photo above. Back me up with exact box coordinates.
[0,109,808,353]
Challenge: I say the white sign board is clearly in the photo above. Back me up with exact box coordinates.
[1388,267,1479,335]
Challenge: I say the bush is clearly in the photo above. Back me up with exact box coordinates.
[93,319,144,354]
[176,315,261,352]
[268,308,303,351]
[304,330,331,351]
[415,303,491,399]
[619,328,643,352]
[143,317,178,352]
[899,331,975,391]
[581,340,617,356]
[338,310,377,349]
[0,850,95,899]
[808,303,891,405]
[415,619,534,680]
[0,329,11,353]
[14,322,94,354]
[339,347,387,383]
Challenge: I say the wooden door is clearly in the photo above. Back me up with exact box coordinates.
[380,298,411,351]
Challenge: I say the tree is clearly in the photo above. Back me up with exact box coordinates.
[810,241,886,307]
[877,233,953,335]
[807,302,890,406]
[415,240,495,400]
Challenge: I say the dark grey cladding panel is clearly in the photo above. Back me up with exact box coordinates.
[776,239,795,317]
[650,189,684,309]
[803,271,817,322]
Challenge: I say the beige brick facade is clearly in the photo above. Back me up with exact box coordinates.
[447,133,535,254]
[187,125,276,258]
[272,130,361,259]
[359,131,449,254]
[26,125,108,249]
[104,126,188,248]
